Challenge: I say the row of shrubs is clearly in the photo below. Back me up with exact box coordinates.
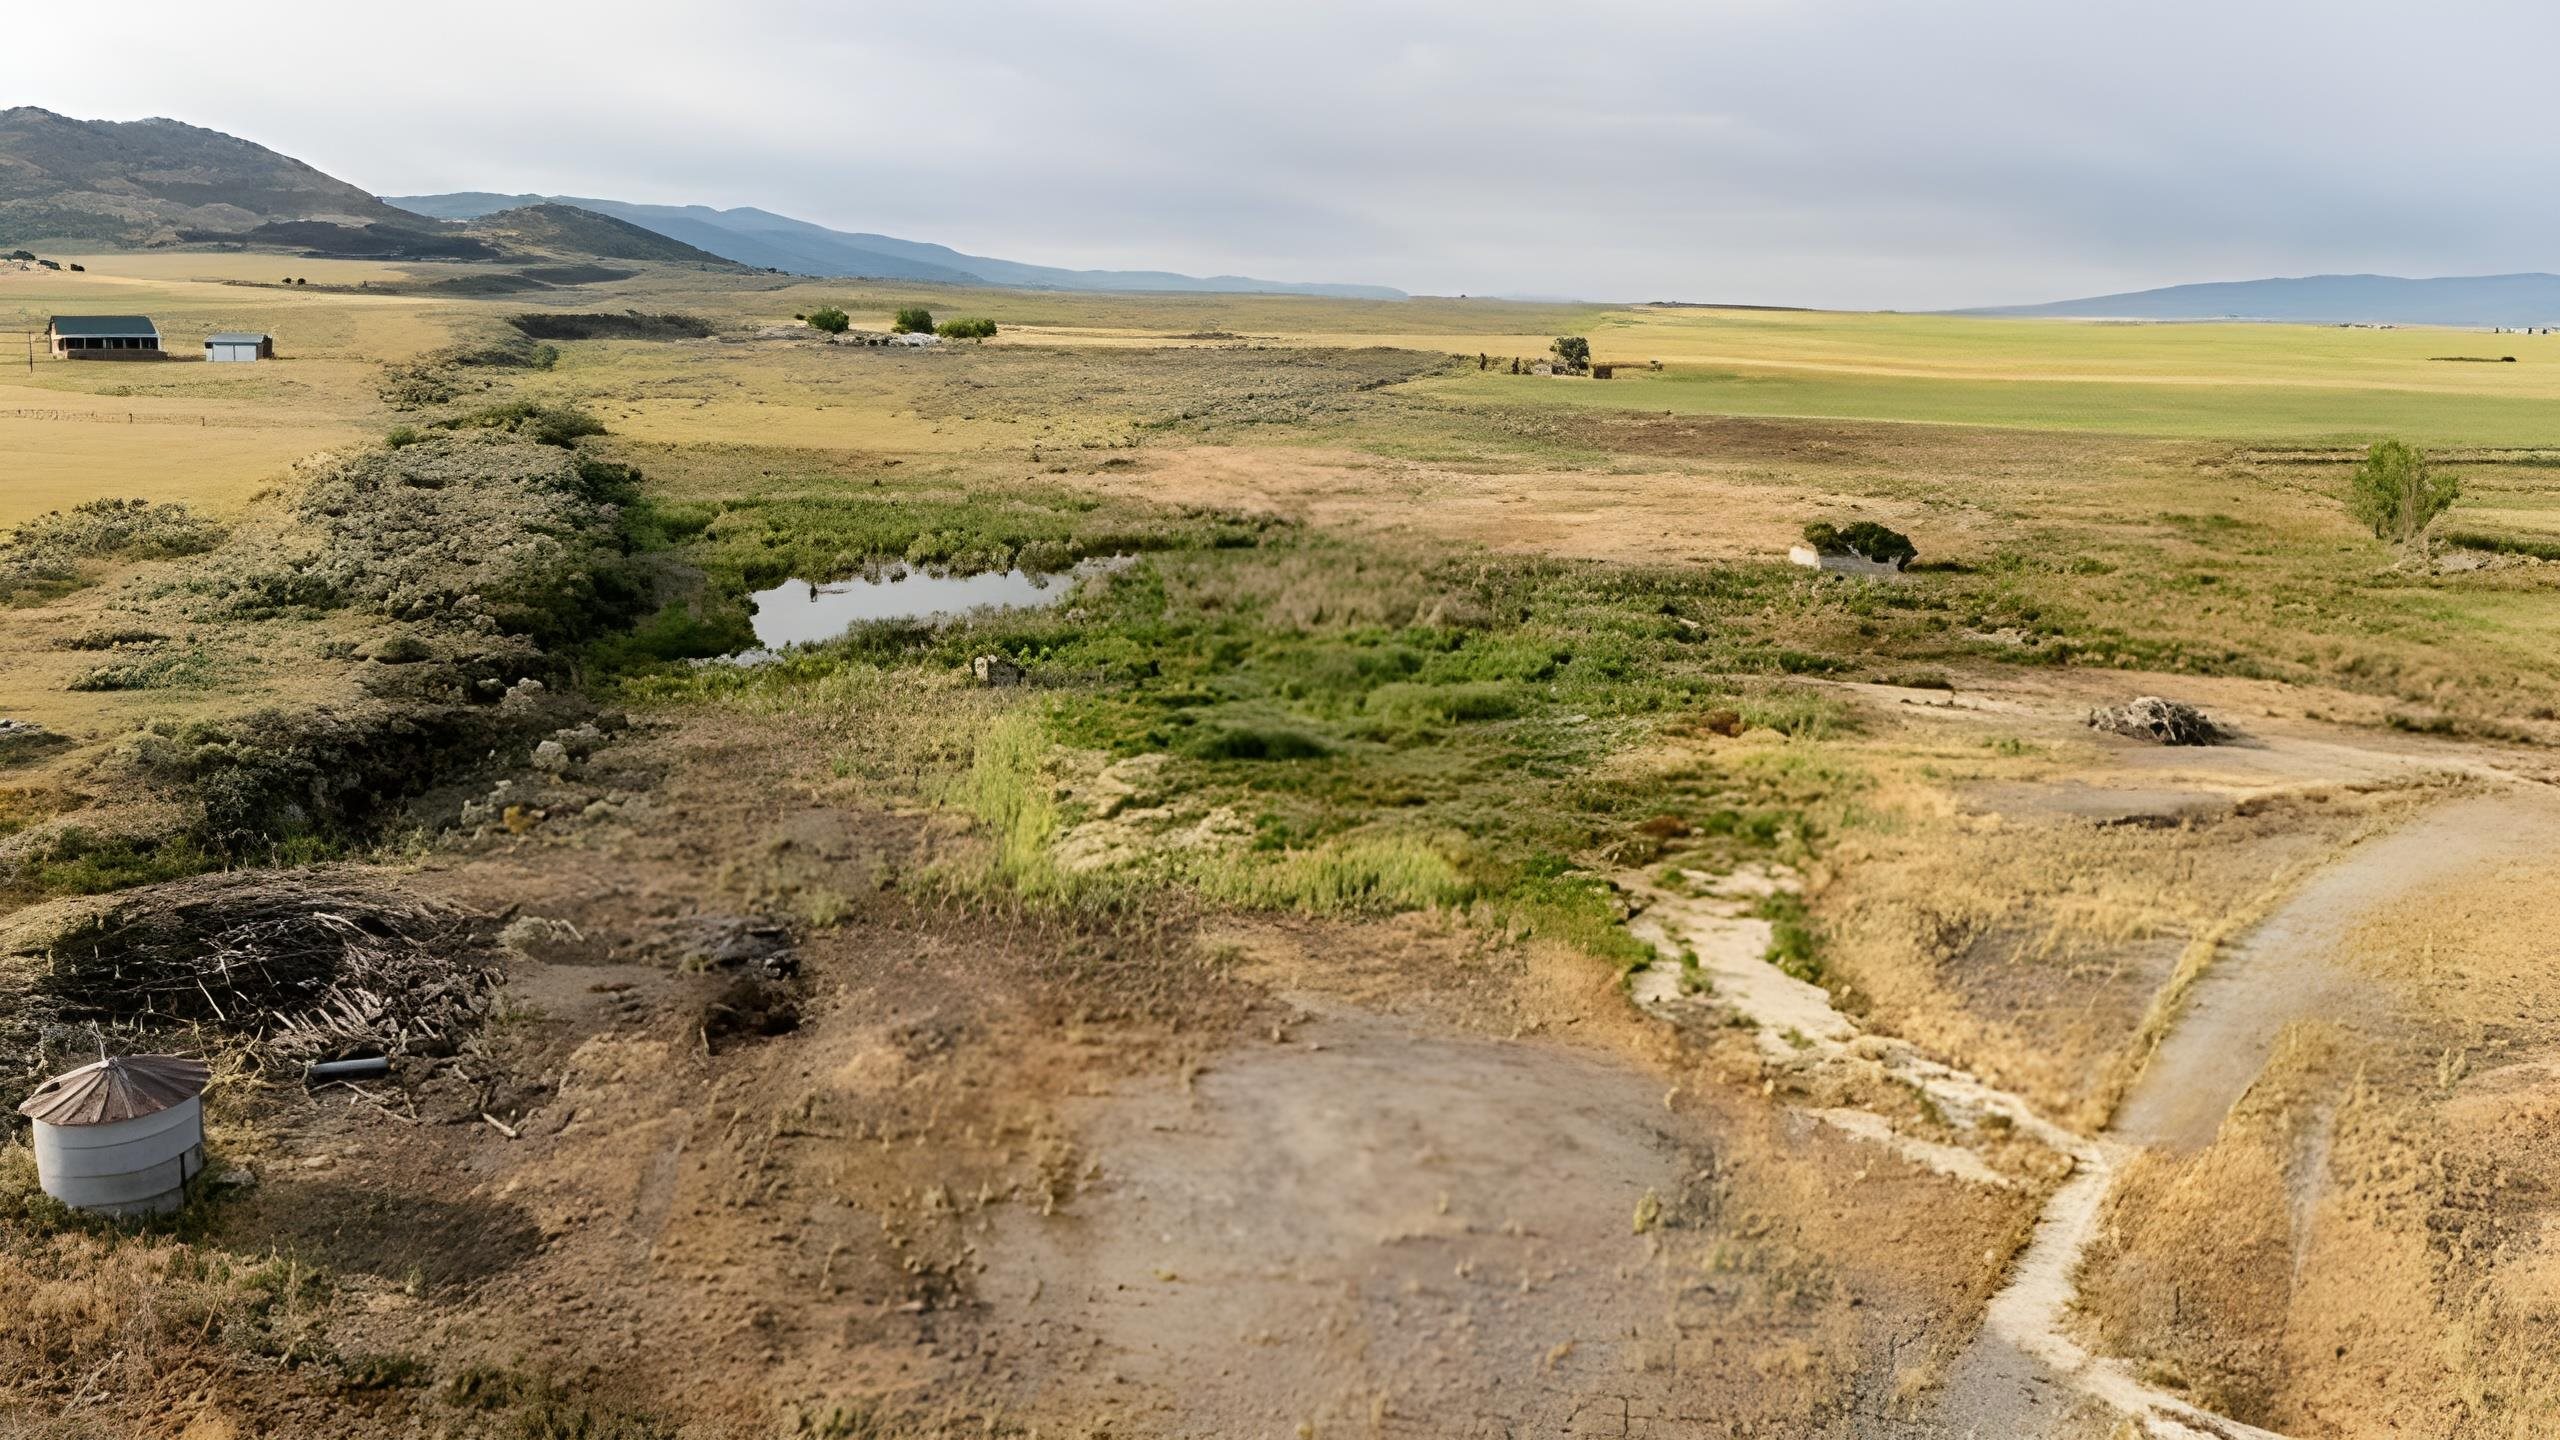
[799,305,998,340]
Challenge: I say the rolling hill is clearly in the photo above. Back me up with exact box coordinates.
[385,192,1407,298]
[1963,273,2560,327]
[0,109,737,271]
[459,203,740,267]
[0,106,417,247]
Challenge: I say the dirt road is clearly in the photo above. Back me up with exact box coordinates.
[1928,785,2560,1439]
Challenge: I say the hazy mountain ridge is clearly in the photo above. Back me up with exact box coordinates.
[385,191,1408,298]
[1963,273,2560,327]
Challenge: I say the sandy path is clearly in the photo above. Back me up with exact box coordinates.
[1930,784,2560,1439]
[2115,792,2560,1150]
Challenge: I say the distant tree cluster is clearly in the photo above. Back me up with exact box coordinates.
[804,306,851,334]
[936,316,997,340]
[2347,438,2459,547]
[891,306,935,335]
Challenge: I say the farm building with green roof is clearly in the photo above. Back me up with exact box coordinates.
[47,314,161,358]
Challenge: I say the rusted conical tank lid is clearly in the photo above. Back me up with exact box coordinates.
[18,1054,211,1126]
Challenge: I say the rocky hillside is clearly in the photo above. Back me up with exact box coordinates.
[0,106,413,247]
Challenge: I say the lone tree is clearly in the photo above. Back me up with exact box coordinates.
[1802,519,1918,568]
[1551,336,1591,372]
[2347,438,2458,547]
[892,306,935,335]
[805,306,851,334]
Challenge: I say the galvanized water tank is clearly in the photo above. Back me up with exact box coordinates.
[18,1054,210,1217]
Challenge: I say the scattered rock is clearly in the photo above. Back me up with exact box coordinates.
[552,723,606,758]
[2088,696,2223,746]
[500,915,608,964]
[1084,752,1171,817]
[702,975,802,1050]
[973,654,1026,687]
[530,740,570,773]
[643,914,796,978]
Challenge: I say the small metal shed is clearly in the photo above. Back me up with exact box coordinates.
[19,1054,211,1216]
[205,332,274,363]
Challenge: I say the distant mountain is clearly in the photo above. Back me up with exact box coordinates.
[384,191,1408,299]
[0,106,415,247]
[460,203,739,268]
[1962,274,2560,327]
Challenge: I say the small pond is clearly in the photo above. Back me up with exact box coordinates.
[741,556,1129,653]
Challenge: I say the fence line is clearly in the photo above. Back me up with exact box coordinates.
[0,409,215,427]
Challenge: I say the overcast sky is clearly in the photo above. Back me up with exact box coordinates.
[21,1,2560,307]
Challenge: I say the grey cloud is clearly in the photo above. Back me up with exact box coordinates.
[21,0,2558,306]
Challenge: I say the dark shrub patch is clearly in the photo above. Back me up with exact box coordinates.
[509,312,714,342]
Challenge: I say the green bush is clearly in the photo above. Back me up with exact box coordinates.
[937,316,997,340]
[1757,892,1824,983]
[433,400,606,448]
[1364,680,1521,726]
[1550,336,1591,371]
[1800,519,1917,567]
[586,601,754,669]
[1181,718,1333,760]
[805,306,850,335]
[2346,438,2459,545]
[891,306,935,335]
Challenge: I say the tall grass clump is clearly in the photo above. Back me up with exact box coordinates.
[951,710,1068,894]
[1190,832,1471,915]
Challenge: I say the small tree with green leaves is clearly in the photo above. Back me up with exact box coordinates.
[804,306,850,334]
[1550,336,1591,372]
[892,307,935,335]
[936,317,997,340]
[2347,438,2459,548]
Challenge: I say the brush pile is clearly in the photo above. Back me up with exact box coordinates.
[2088,695,2223,746]
[8,872,499,1069]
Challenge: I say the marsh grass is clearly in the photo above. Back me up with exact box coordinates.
[638,510,1886,966]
